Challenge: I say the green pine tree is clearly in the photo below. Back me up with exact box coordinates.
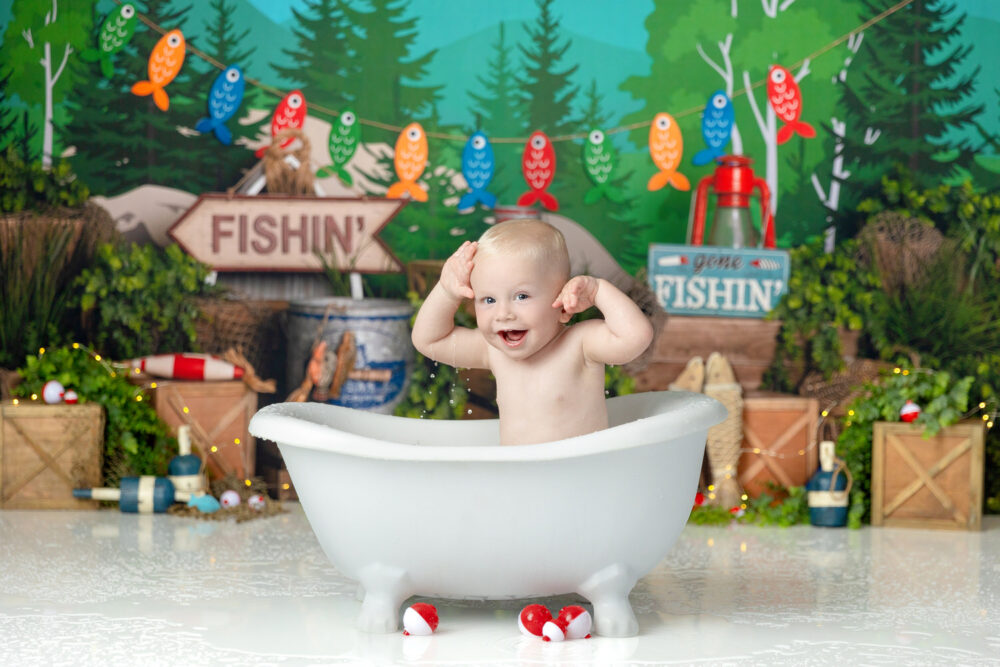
[840,0,983,206]
[63,0,199,195]
[271,0,352,114]
[341,0,441,129]
[517,0,581,210]
[466,22,525,203]
[0,68,18,152]
[185,0,260,192]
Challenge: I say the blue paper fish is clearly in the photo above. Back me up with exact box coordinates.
[457,132,497,213]
[693,91,734,166]
[187,493,221,513]
[195,65,246,146]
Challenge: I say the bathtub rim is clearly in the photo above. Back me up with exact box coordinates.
[249,390,726,463]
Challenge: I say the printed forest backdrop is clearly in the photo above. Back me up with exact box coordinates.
[1,0,999,274]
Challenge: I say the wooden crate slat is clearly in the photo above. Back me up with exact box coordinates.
[1,402,104,510]
[737,393,819,496]
[871,421,984,530]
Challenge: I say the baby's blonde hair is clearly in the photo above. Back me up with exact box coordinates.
[476,219,570,280]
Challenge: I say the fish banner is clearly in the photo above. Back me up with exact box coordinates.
[647,112,690,192]
[81,3,138,79]
[131,29,186,111]
[767,65,816,145]
[582,128,623,204]
[195,65,245,146]
[692,91,734,166]
[316,108,361,186]
[254,90,308,158]
[518,130,558,211]
[458,131,497,212]
[386,122,429,202]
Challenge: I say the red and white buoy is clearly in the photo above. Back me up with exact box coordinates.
[403,603,439,636]
[42,380,65,404]
[128,354,244,381]
[518,604,552,637]
[557,605,592,639]
[900,400,921,423]
[542,618,568,642]
[63,389,79,404]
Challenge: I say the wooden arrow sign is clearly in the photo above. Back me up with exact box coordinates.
[168,194,406,273]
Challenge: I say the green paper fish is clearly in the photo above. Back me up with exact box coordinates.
[582,128,623,204]
[316,108,361,186]
[81,3,139,79]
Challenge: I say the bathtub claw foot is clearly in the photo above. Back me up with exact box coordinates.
[357,564,412,634]
[578,563,639,638]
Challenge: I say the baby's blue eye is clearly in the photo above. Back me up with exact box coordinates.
[515,293,528,301]
[483,296,495,305]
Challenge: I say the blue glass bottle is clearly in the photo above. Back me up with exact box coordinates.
[806,440,850,527]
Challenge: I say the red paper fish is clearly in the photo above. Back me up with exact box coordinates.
[131,29,185,112]
[255,90,308,158]
[767,65,816,145]
[517,131,558,211]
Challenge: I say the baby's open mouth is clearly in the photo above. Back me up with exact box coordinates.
[500,329,526,346]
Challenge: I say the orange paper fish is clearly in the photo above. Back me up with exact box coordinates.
[386,123,428,202]
[254,90,308,158]
[647,112,690,192]
[131,29,185,111]
[767,65,816,145]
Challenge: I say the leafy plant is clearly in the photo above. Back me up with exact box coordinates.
[14,345,175,487]
[688,484,810,527]
[858,170,1000,291]
[394,291,472,420]
[762,237,883,392]
[837,366,975,523]
[0,144,90,213]
[75,243,215,360]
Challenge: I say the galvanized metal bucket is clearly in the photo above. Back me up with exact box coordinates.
[286,298,414,414]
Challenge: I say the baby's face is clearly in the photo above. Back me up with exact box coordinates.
[470,251,568,360]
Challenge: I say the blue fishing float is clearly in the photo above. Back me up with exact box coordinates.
[806,440,851,527]
[74,476,178,513]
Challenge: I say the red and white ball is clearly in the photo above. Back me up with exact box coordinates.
[900,400,921,423]
[402,603,438,636]
[42,380,65,404]
[219,490,241,508]
[62,389,79,404]
[542,618,568,642]
[518,604,552,637]
[557,605,592,639]
[247,493,266,511]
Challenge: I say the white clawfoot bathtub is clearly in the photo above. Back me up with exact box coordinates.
[249,390,725,637]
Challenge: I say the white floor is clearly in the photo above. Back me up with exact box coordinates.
[1,505,998,666]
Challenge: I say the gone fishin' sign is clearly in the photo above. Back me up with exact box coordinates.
[647,243,790,318]
[168,194,406,273]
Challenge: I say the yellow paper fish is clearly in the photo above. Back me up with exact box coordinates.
[131,29,186,111]
[386,123,429,202]
[647,112,690,192]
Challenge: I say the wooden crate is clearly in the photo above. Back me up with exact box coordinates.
[145,380,257,480]
[737,392,819,496]
[871,421,984,530]
[0,402,104,509]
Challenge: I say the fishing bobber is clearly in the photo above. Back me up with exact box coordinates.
[900,400,921,423]
[168,425,205,494]
[517,604,552,637]
[557,605,592,639]
[42,380,65,404]
[128,353,244,381]
[541,618,568,642]
[219,489,241,508]
[247,493,266,511]
[73,476,179,513]
[63,389,79,404]
[402,603,438,636]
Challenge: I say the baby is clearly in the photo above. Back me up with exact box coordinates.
[411,219,653,445]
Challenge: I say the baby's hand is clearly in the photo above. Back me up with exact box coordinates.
[552,275,599,315]
[439,240,477,300]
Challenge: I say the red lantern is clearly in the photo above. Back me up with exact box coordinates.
[688,155,775,249]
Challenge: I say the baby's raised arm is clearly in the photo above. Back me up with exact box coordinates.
[552,276,654,366]
[411,241,489,370]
